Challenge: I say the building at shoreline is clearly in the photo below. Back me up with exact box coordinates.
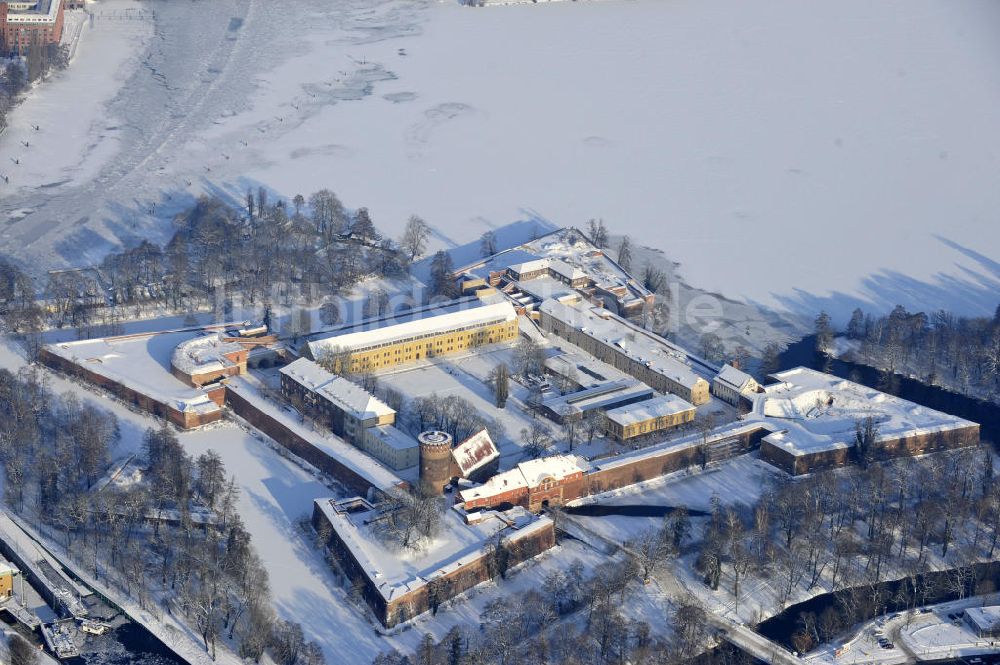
[711,363,761,408]
[453,227,654,318]
[753,367,980,474]
[1,0,64,55]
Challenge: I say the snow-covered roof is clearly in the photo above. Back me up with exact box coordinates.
[544,352,628,388]
[749,367,978,456]
[370,425,419,452]
[318,379,395,421]
[604,394,696,427]
[714,364,755,393]
[540,298,707,390]
[512,275,577,301]
[228,378,403,492]
[594,421,776,472]
[6,0,61,22]
[964,606,1000,632]
[451,429,499,477]
[281,358,394,421]
[517,455,588,486]
[313,497,551,601]
[280,357,332,391]
[547,258,588,282]
[458,454,590,503]
[171,332,244,375]
[455,228,647,303]
[507,258,551,276]
[542,379,654,418]
[521,228,651,297]
[306,300,517,358]
[458,467,528,502]
[45,330,229,414]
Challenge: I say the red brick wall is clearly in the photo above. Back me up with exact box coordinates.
[312,502,555,627]
[760,424,981,475]
[172,364,241,388]
[37,347,223,430]
[224,387,380,497]
[0,5,7,53]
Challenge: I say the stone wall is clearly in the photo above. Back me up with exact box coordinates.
[224,387,383,497]
[311,502,555,627]
[760,423,982,475]
[37,348,223,429]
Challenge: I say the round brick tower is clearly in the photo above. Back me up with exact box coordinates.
[418,430,454,495]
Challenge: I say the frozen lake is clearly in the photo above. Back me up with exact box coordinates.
[2,0,999,321]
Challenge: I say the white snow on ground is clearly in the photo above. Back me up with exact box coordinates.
[0,337,632,663]
[806,593,1000,664]
[3,0,1000,321]
[581,454,781,513]
[46,330,213,402]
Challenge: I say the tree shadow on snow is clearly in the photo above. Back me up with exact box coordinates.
[766,235,1000,322]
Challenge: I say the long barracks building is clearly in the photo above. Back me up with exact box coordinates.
[303,297,519,373]
[538,297,711,405]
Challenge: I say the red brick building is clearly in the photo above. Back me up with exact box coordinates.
[459,455,587,513]
[1,0,64,55]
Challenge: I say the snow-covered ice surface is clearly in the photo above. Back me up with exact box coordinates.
[2,0,1000,322]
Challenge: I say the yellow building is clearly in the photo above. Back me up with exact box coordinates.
[305,299,519,373]
[603,394,697,441]
[0,559,19,598]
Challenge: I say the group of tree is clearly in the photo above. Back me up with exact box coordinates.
[0,366,324,663]
[691,444,1000,653]
[364,441,1000,665]
[22,190,434,339]
[373,489,444,551]
[697,332,751,374]
[839,304,1000,402]
[372,551,724,665]
[405,392,506,446]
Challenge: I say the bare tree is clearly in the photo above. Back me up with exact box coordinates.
[401,215,431,261]
[521,422,552,458]
[480,230,498,257]
[617,235,633,272]
[375,491,443,551]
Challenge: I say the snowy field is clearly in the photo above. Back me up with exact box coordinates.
[0,338,644,664]
[2,0,999,323]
